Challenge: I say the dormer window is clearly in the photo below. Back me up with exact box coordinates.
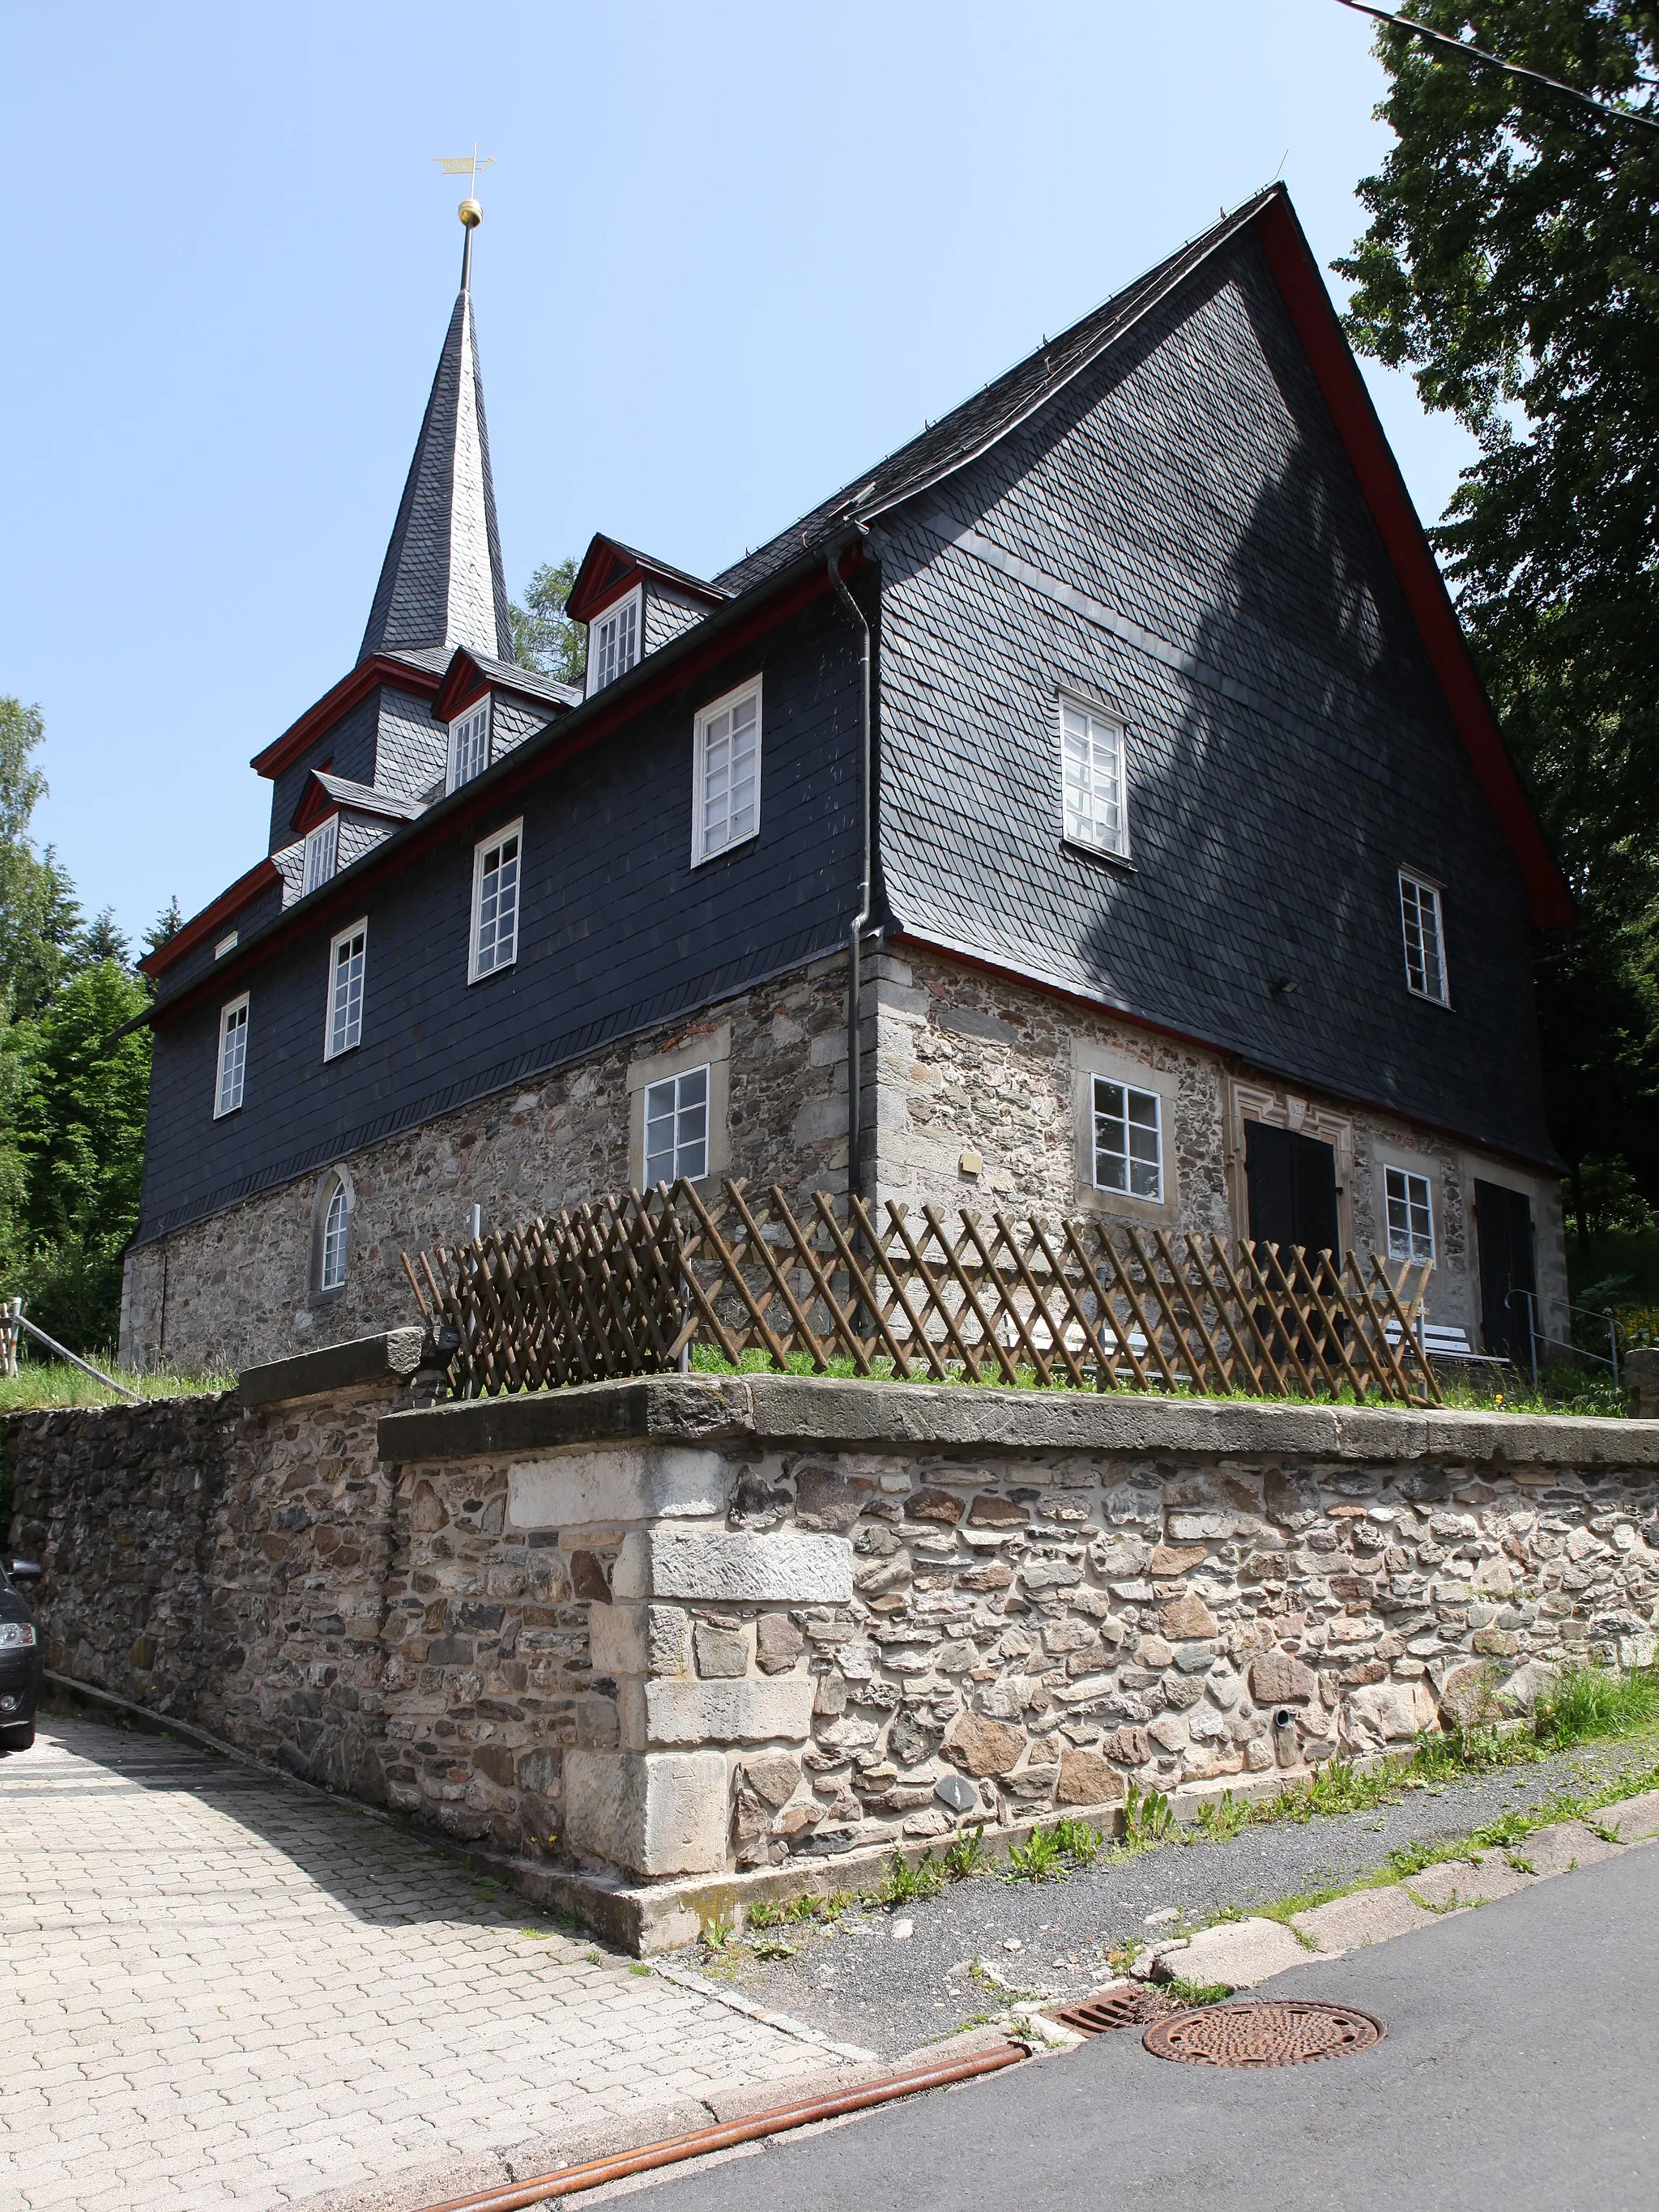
[587,586,641,696]
[302,814,339,895]
[447,697,492,794]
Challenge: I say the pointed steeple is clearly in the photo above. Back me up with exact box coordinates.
[358,212,512,666]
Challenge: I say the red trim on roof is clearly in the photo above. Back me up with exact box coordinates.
[148,555,852,1029]
[137,858,283,979]
[432,651,492,722]
[291,778,339,836]
[1252,194,1574,932]
[565,534,727,626]
[249,656,442,782]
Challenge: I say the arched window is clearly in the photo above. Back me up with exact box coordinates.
[321,1179,348,1289]
[309,1165,354,1302]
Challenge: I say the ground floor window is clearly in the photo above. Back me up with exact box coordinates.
[1384,1165,1435,1264]
[644,1063,710,1185]
[1092,1075,1162,1201]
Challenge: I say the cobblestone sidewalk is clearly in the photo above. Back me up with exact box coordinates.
[0,1719,854,2212]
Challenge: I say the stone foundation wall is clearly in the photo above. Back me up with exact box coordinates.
[382,1376,1659,1887]
[16,1351,1650,1931]
[121,922,1567,1378]
[122,955,851,1375]
[868,940,1570,1345]
[3,1336,598,1857]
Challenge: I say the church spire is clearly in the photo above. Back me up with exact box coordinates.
[358,194,512,667]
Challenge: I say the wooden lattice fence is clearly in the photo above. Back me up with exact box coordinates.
[403,1178,1441,1407]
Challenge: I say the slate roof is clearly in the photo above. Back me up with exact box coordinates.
[447,650,580,712]
[714,192,1277,596]
[358,273,514,665]
[309,772,429,823]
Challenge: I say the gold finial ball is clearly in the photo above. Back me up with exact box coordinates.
[458,198,484,228]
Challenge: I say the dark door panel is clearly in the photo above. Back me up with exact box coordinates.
[1245,1122,1340,1258]
[1474,1179,1536,1360]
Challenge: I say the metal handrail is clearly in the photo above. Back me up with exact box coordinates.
[0,1296,143,1402]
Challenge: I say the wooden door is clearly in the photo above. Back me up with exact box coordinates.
[1245,1122,1340,1259]
[1474,1179,1536,1360]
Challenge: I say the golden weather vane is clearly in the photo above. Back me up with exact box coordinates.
[434,147,497,229]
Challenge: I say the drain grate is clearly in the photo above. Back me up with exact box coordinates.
[1047,1987,1182,2037]
[1142,2000,1384,2069]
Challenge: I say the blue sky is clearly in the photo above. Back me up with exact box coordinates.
[1,0,1476,945]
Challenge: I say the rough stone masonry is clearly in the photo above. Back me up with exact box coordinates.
[7,1348,1658,1947]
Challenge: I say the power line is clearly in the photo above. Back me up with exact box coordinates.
[1335,0,1659,133]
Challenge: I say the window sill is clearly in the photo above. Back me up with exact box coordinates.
[1076,1185,1179,1231]
[690,831,761,872]
[1405,987,1456,1012]
[322,1043,361,1063]
[467,958,519,987]
[1063,835,1136,875]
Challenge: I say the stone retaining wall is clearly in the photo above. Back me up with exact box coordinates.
[382,1380,1659,1891]
[9,1349,1657,1946]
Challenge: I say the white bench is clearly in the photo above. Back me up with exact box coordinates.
[1385,1319,1508,1366]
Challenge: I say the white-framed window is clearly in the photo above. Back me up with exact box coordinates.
[1092,1074,1162,1201]
[587,586,641,695]
[319,1175,349,1290]
[214,930,238,959]
[446,697,492,794]
[325,919,367,1059]
[1060,696,1128,858]
[470,822,522,982]
[644,1063,710,1185]
[215,995,249,1117]
[1399,871,1449,1004]
[1384,1166,1435,1264]
[303,813,339,896]
[692,676,761,865]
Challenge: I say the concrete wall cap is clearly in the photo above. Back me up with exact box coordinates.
[237,1328,426,1409]
[377,1372,1659,1468]
[379,1375,755,1461]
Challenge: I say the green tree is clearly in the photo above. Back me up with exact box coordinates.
[1337,2,1659,1230]
[509,557,587,685]
[143,897,183,957]
[11,960,151,1349]
[0,696,85,1019]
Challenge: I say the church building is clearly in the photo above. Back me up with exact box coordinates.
[122,185,1573,1375]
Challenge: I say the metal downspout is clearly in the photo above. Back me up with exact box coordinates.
[826,534,873,1204]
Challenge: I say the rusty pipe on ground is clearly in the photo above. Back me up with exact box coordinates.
[414,2042,1027,2212]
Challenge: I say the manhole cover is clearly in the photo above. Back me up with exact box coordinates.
[1047,1987,1181,2036]
[1142,2000,1384,2068]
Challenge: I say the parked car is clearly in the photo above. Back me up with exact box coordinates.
[0,1558,43,1750]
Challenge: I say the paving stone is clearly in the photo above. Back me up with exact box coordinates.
[1159,1917,1309,1989]
[0,1721,846,2212]
[1291,1885,1438,1954]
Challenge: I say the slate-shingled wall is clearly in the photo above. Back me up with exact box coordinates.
[869,228,1556,1176]
[135,597,864,1257]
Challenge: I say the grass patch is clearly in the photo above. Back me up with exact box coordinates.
[1535,1663,1659,1746]
[1166,1978,1232,2006]
[685,1341,1624,1416]
[1121,1782,1176,1849]
[0,1358,234,1414]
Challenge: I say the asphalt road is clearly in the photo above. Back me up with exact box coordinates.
[687,1735,1657,2055]
[640,1839,1659,2212]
